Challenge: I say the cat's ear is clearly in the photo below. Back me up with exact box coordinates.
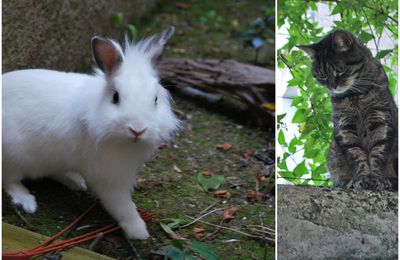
[297,44,316,58]
[332,30,352,52]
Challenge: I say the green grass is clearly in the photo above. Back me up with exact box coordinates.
[3,1,275,259]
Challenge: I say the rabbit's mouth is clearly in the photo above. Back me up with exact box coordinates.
[128,127,147,143]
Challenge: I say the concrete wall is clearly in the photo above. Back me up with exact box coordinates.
[278,185,398,259]
[3,0,155,73]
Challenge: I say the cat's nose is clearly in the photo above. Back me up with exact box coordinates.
[129,127,147,139]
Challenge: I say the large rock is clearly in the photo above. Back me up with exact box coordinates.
[278,185,398,259]
[3,0,155,73]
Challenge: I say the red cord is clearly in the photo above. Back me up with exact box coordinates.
[3,204,154,260]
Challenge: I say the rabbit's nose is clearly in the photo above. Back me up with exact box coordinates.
[129,127,147,139]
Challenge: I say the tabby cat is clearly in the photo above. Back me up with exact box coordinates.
[298,29,398,190]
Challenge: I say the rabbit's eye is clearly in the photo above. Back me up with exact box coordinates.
[112,91,119,105]
[155,96,158,105]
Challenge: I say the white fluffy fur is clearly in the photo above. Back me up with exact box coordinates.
[2,28,179,240]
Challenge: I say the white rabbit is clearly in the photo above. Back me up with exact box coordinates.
[2,26,179,240]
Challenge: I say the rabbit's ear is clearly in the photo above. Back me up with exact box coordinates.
[92,37,123,75]
[145,26,175,63]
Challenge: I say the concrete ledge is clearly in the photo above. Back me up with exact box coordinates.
[278,185,398,259]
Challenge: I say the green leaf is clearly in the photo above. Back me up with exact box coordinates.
[151,245,185,260]
[304,149,319,158]
[359,31,374,43]
[171,240,185,250]
[314,164,328,176]
[185,254,196,260]
[375,49,393,59]
[293,160,309,177]
[112,12,124,24]
[288,138,298,153]
[188,240,218,260]
[197,172,224,191]
[331,5,341,15]
[278,130,286,146]
[291,96,304,107]
[160,218,190,236]
[292,109,307,123]
[277,113,287,122]
[127,24,137,39]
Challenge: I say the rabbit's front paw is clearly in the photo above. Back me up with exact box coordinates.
[12,193,37,213]
[120,217,150,240]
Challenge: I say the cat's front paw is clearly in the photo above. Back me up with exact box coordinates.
[120,217,150,240]
[351,175,391,191]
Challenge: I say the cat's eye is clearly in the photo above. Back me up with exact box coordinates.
[155,96,158,105]
[112,91,119,105]
[317,73,327,80]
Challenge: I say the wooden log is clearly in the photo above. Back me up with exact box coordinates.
[157,57,275,120]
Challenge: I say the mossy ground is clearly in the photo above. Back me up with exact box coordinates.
[3,0,275,259]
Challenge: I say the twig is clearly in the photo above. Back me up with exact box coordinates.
[197,202,218,217]
[280,53,330,142]
[88,232,104,251]
[246,224,275,233]
[201,218,224,241]
[122,233,143,260]
[180,208,223,228]
[13,206,35,230]
[258,212,265,226]
[245,227,275,236]
[185,215,275,244]
[360,7,379,52]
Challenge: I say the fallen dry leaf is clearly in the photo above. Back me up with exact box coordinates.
[173,165,183,173]
[202,171,213,177]
[217,143,233,151]
[135,178,146,186]
[262,102,275,111]
[222,205,238,222]
[137,208,155,222]
[172,48,187,54]
[247,191,262,203]
[243,149,253,160]
[213,190,231,199]
[103,234,123,249]
[193,227,205,239]
[256,173,268,182]
[158,142,167,149]
[226,176,245,188]
[174,2,189,9]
